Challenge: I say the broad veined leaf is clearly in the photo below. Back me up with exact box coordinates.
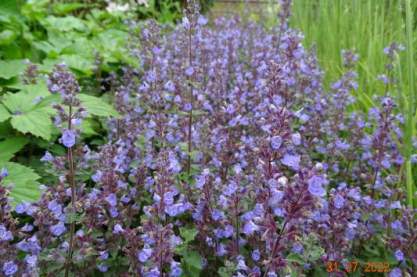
[0,137,28,163]
[2,92,32,113]
[32,40,60,57]
[41,15,87,32]
[0,59,27,79]
[10,108,52,140]
[0,162,41,205]
[62,37,94,57]
[2,92,54,139]
[78,94,120,118]
[59,54,94,76]
[0,105,11,122]
[32,93,60,115]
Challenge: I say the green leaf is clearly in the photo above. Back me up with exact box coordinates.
[52,3,88,15]
[0,137,28,163]
[182,251,202,276]
[78,94,120,118]
[18,80,51,100]
[0,59,26,79]
[33,94,60,114]
[2,92,32,113]
[0,0,21,16]
[2,91,54,139]
[0,29,17,45]
[10,108,52,140]
[59,54,94,75]
[179,227,198,243]
[81,118,99,136]
[286,253,304,265]
[41,16,87,32]
[0,162,41,205]
[0,105,11,122]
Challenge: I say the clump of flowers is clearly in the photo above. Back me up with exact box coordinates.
[0,1,416,276]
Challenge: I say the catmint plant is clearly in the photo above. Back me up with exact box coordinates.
[0,1,416,276]
[47,64,86,276]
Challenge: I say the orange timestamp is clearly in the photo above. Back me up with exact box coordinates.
[326,261,390,273]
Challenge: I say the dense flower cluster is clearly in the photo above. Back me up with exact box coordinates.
[0,2,416,276]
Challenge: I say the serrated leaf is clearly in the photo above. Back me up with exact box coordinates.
[2,91,54,139]
[0,105,11,122]
[78,94,120,118]
[0,59,26,79]
[0,137,28,163]
[0,162,41,205]
[11,108,52,140]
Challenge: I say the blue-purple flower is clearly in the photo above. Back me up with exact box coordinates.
[61,129,76,148]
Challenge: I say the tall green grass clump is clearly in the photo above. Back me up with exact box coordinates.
[291,0,417,207]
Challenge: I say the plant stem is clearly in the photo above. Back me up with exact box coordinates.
[186,21,193,177]
[65,105,76,277]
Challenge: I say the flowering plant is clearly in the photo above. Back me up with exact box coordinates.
[0,1,416,276]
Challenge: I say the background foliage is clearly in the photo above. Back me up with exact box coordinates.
[0,0,213,204]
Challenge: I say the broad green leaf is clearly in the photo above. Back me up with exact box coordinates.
[2,90,54,139]
[182,251,202,276]
[0,105,11,122]
[0,137,28,163]
[0,59,27,79]
[32,94,60,114]
[2,91,33,113]
[41,16,87,32]
[81,118,99,136]
[11,108,52,140]
[78,94,120,117]
[32,41,59,57]
[0,162,41,205]
[22,80,52,101]
[59,54,94,75]
[63,37,94,57]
